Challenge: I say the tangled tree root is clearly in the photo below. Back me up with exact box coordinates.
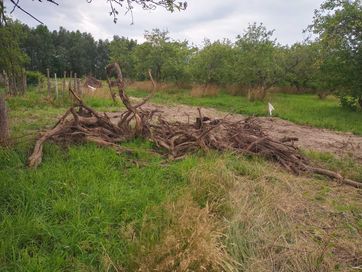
[28,64,362,189]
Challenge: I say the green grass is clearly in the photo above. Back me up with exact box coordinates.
[127,89,362,135]
[6,88,122,140]
[0,141,199,271]
[305,150,362,182]
[2,87,362,271]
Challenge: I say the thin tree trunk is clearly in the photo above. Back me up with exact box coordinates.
[22,68,27,94]
[0,93,9,145]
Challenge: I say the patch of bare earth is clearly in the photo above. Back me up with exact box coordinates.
[122,100,362,162]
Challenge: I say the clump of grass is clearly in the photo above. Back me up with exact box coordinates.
[224,155,362,271]
[137,155,238,272]
[191,84,220,97]
[138,195,235,272]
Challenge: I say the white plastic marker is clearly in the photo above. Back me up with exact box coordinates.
[268,102,275,116]
[88,85,96,92]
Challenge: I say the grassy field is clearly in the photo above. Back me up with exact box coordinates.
[1,89,362,271]
[127,89,362,135]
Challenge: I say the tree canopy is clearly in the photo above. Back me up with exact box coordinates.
[309,0,362,109]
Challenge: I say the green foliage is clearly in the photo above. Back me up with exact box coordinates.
[0,19,28,80]
[339,95,360,111]
[233,23,284,90]
[190,39,234,85]
[285,42,321,91]
[133,29,192,83]
[26,71,45,86]
[109,36,137,78]
[310,0,362,108]
[19,25,108,79]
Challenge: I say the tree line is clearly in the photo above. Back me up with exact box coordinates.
[1,0,361,110]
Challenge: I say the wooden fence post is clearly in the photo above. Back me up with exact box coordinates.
[77,78,81,96]
[3,70,9,94]
[46,68,51,96]
[54,73,58,99]
[74,73,77,93]
[62,71,66,97]
[69,71,73,90]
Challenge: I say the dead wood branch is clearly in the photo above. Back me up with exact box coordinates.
[28,64,362,189]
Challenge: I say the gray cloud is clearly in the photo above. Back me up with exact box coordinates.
[5,0,324,45]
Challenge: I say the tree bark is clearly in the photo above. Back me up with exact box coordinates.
[22,68,27,94]
[0,93,9,145]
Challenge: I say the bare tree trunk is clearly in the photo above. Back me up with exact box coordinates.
[0,93,9,145]
[21,68,27,94]
[46,68,51,96]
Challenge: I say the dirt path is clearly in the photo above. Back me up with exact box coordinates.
[127,101,362,161]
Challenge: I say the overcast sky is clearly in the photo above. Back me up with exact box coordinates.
[5,0,324,46]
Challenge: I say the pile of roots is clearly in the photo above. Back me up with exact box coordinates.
[28,63,361,189]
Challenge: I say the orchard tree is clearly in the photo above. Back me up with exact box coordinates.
[109,36,137,79]
[310,0,362,109]
[234,23,285,100]
[133,29,192,82]
[190,39,234,86]
[284,43,321,92]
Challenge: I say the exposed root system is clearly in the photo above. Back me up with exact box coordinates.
[28,64,362,189]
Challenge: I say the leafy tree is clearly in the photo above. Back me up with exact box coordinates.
[109,36,137,78]
[133,29,192,82]
[310,0,362,109]
[190,39,234,85]
[284,42,322,91]
[94,39,110,79]
[0,19,28,94]
[233,23,285,99]
[22,25,54,74]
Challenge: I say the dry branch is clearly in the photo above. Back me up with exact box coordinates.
[28,64,362,189]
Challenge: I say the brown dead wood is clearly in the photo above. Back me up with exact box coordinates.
[28,64,362,189]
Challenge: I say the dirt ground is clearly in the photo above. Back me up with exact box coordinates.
[116,100,362,162]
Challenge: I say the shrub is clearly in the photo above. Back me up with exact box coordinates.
[26,71,45,86]
[339,95,359,111]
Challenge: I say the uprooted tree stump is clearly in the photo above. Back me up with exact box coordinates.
[28,63,362,189]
